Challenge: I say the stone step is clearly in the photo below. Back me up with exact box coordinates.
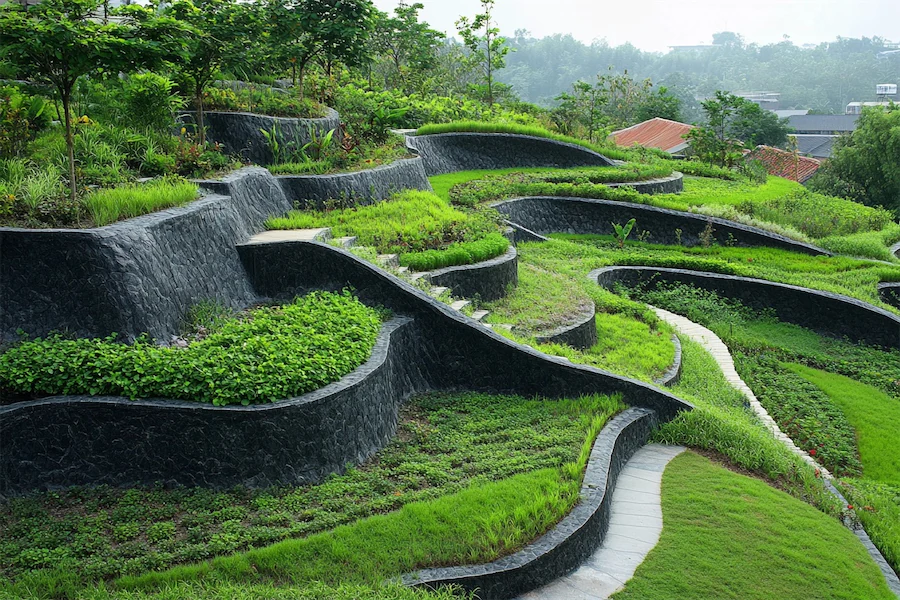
[450,300,470,311]
[430,286,449,297]
[471,310,489,322]
[247,227,331,244]
[377,253,399,268]
[333,236,357,248]
[396,266,409,275]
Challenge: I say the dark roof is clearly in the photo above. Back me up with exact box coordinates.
[787,114,858,133]
[747,145,821,183]
[791,135,836,159]
[610,118,695,153]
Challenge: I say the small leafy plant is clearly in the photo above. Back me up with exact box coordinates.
[611,218,636,248]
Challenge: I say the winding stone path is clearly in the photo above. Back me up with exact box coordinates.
[649,306,831,477]
[517,444,685,600]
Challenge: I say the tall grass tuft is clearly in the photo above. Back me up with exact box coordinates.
[84,179,198,227]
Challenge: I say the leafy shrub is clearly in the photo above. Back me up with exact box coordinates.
[0,85,50,158]
[122,73,185,132]
[0,291,382,406]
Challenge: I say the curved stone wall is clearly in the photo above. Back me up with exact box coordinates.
[655,334,683,387]
[591,266,900,349]
[0,318,424,496]
[533,303,598,350]
[495,197,831,256]
[606,172,684,195]
[277,157,432,208]
[408,133,616,176]
[878,282,900,310]
[426,246,519,302]
[0,167,290,343]
[237,240,693,422]
[179,108,342,166]
[404,408,658,599]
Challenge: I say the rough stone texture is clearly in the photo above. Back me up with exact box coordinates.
[494,197,831,256]
[878,282,900,310]
[505,220,550,244]
[404,408,659,600]
[277,158,432,208]
[0,319,428,496]
[592,266,900,349]
[178,108,342,165]
[605,173,684,195]
[408,133,616,176]
[426,246,519,302]
[654,334,682,387]
[237,240,693,423]
[0,167,291,342]
[533,303,598,350]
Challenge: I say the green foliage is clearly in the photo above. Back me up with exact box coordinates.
[267,134,409,175]
[369,2,446,95]
[123,73,185,132]
[202,84,324,118]
[398,232,509,271]
[0,291,381,406]
[612,218,636,248]
[0,392,621,593]
[612,452,894,600]
[455,0,509,109]
[0,85,50,158]
[79,582,468,600]
[840,479,900,572]
[83,178,198,227]
[808,105,900,214]
[266,191,506,253]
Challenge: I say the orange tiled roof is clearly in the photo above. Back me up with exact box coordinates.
[746,145,821,183]
[610,118,695,153]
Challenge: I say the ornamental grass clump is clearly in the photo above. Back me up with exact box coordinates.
[0,291,382,406]
[83,178,198,227]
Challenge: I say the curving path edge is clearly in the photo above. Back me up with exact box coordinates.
[517,444,685,600]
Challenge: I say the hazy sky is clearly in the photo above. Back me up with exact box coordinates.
[372,0,900,53]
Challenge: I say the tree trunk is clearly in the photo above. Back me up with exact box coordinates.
[62,88,77,204]
[196,83,206,147]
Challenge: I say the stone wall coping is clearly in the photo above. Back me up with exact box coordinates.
[654,334,683,387]
[403,407,658,599]
[493,196,832,257]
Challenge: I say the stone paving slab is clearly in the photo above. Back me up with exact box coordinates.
[517,444,685,600]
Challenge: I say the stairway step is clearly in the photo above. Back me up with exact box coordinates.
[471,310,489,321]
[247,227,331,244]
[450,300,470,311]
[377,254,399,268]
[430,286,449,297]
[333,236,357,248]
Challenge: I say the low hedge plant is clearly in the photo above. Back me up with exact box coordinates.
[0,291,382,406]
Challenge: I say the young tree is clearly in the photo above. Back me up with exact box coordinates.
[634,86,682,123]
[684,91,746,167]
[0,0,180,201]
[267,0,374,96]
[165,0,251,147]
[808,105,900,213]
[456,0,509,109]
[552,80,606,142]
[371,2,445,94]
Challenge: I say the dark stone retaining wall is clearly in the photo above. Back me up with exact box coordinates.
[0,318,429,496]
[606,172,684,195]
[277,157,432,208]
[408,133,616,176]
[878,282,900,310]
[179,108,342,165]
[533,303,598,350]
[0,167,290,343]
[591,266,900,349]
[495,197,831,256]
[654,335,683,387]
[426,246,519,302]
[404,408,658,600]
[237,240,693,422]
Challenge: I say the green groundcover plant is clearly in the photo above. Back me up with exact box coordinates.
[0,291,382,406]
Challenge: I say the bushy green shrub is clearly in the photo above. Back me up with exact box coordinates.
[0,85,51,158]
[123,73,185,132]
[0,291,382,406]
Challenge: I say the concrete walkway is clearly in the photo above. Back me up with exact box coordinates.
[650,306,832,478]
[517,444,685,600]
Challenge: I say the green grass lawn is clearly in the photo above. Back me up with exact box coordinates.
[786,364,900,487]
[612,452,895,600]
[0,392,622,599]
